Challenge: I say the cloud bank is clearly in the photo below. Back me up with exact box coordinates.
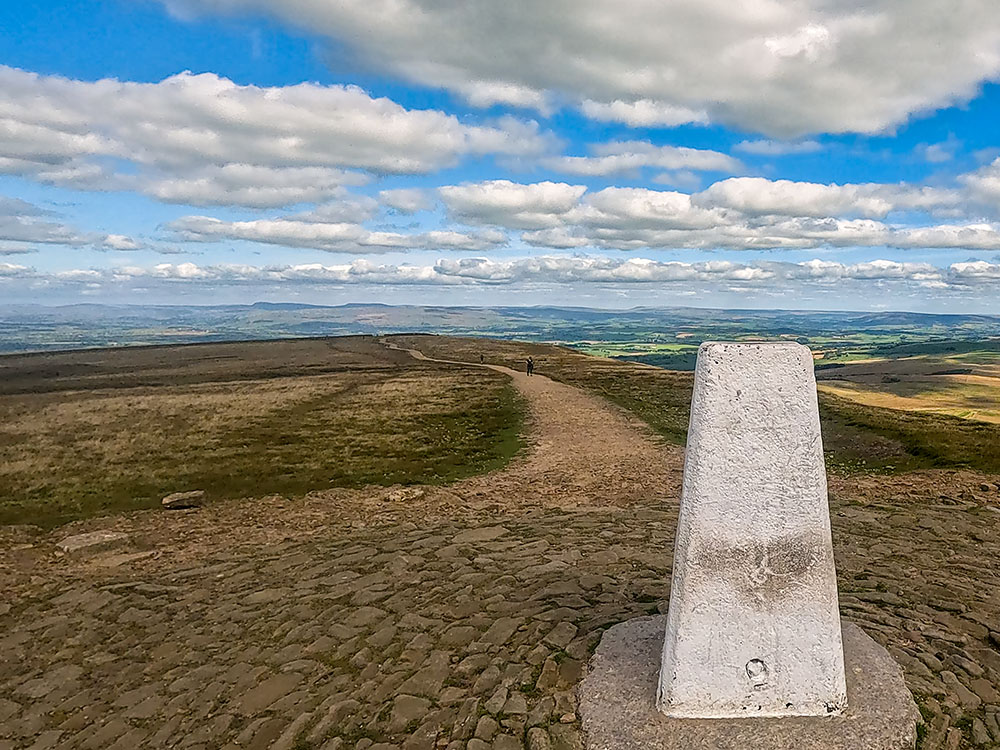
[0,196,148,254]
[150,170,1000,256]
[4,256,995,299]
[168,0,1000,136]
[0,66,552,209]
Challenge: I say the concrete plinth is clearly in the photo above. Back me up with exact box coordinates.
[580,615,920,750]
[660,342,846,717]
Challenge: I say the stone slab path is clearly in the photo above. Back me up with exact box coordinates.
[0,347,999,750]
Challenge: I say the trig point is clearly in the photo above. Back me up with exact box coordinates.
[659,342,845,718]
[579,342,920,750]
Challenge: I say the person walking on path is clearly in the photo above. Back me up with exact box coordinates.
[526,356,534,376]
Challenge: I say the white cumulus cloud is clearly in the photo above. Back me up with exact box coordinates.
[433,178,995,253]
[164,0,1000,136]
[544,141,740,177]
[5,256,980,297]
[167,215,507,253]
[578,100,710,128]
[0,195,148,253]
[692,178,959,219]
[440,180,587,230]
[0,66,553,209]
[379,188,434,214]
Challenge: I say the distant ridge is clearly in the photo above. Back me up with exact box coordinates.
[3,302,1000,355]
[249,301,333,310]
[5,301,1000,320]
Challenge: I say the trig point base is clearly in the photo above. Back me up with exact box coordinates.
[578,342,919,749]
[579,615,920,750]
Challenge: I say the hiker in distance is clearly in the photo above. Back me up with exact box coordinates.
[526,357,534,376]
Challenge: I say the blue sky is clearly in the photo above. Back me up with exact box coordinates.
[4,0,1000,310]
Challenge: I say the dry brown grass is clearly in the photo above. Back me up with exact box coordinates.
[819,379,1000,423]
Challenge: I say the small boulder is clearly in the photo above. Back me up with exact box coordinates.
[161,490,205,510]
[56,530,129,557]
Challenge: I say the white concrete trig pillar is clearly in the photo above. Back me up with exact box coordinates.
[658,342,846,719]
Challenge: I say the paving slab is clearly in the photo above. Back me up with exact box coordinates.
[580,615,920,750]
[55,531,130,557]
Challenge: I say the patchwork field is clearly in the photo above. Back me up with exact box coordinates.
[817,351,1000,423]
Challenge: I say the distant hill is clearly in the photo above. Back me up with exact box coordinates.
[3,302,1000,355]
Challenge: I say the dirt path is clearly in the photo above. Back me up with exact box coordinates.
[385,340,683,508]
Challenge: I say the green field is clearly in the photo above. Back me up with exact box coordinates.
[573,334,1000,371]
[7,303,1000,356]
[573,341,701,370]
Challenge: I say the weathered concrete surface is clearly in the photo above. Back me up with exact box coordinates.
[660,342,846,717]
[583,615,919,750]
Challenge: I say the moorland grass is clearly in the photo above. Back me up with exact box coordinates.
[393,334,1000,476]
[0,340,523,528]
[11,330,1000,531]
[819,391,1000,474]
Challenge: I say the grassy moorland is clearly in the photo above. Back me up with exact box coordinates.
[818,391,1000,473]
[393,334,1000,476]
[10,331,1000,528]
[0,336,523,528]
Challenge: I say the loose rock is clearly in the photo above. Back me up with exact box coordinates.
[385,488,426,503]
[161,490,205,509]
